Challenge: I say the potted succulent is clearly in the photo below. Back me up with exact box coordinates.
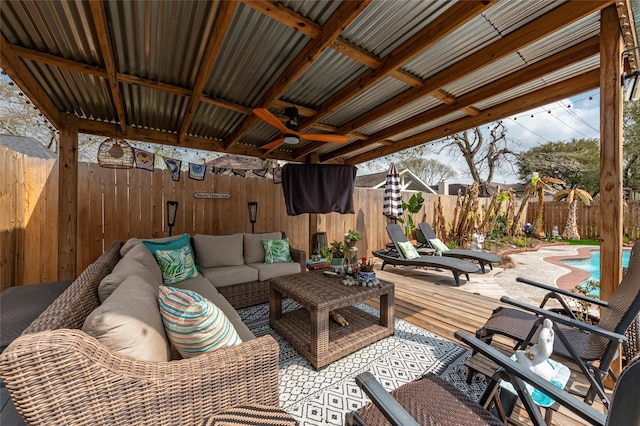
[357,257,377,286]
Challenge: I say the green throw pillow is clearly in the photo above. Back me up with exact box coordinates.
[154,246,198,284]
[397,241,419,260]
[262,238,293,264]
[429,238,450,253]
[143,234,198,284]
[157,286,242,358]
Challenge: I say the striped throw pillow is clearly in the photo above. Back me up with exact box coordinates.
[157,286,242,358]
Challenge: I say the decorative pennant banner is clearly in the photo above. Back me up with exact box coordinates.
[188,163,206,181]
[273,166,282,184]
[133,148,154,171]
[164,157,182,181]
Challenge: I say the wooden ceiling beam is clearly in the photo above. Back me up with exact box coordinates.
[76,117,296,162]
[0,35,62,130]
[347,69,600,164]
[331,37,382,68]
[240,0,321,38]
[7,44,108,78]
[335,1,610,138]
[6,41,324,133]
[297,1,497,132]
[178,1,237,142]
[319,36,600,162]
[89,0,127,133]
[224,0,371,149]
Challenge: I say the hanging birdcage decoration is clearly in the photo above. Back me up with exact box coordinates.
[97,136,134,169]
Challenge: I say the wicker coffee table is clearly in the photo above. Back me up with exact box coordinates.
[269,271,395,369]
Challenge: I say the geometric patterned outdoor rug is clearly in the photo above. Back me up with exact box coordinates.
[237,301,488,425]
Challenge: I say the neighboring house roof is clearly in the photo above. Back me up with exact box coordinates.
[355,169,437,194]
[0,134,57,159]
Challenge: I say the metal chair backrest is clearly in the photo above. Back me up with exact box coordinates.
[599,243,640,345]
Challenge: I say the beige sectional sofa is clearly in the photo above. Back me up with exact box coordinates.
[0,231,306,425]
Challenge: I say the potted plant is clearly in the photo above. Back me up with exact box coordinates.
[357,257,377,286]
[329,240,349,272]
[344,229,361,247]
[397,192,424,240]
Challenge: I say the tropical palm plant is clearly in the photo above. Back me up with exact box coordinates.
[511,172,564,238]
[553,186,593,240]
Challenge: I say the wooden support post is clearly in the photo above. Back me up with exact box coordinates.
[58,114,79,280]
[599,5,624,387]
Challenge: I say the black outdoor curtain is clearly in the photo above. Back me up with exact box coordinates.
[281,164,357,215]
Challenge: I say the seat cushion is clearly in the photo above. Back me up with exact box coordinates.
[173,276,241,321]
[98,243,163,303]
[158,286,242,358]
[200,265,259,287]
[193,233,244,268]
[201,405,298,426]
[83,275,171,362]
[248,262,301,282]
[244,232,282,264]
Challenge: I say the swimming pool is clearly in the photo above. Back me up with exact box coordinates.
[562,249,631,282]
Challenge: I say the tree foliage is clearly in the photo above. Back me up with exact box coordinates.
[516,138,600,194]
[623,101,640,193]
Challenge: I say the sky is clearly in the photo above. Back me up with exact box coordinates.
[361,88,603,185]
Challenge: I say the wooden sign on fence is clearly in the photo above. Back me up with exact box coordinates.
[194,192,231,199]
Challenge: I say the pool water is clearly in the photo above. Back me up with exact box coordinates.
[562,250,631,282]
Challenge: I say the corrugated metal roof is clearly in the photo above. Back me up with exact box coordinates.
[342,0,454,58]
[121,84,187,133]
[482,0,567,36]
[0,1,101,64]
[357,96,442,136]
[1,0,632,164]
[388,110,468,141]
[283,49,367,108]
[190,105,246,141]
[107,1,218,88]
[321,76,408,127]
[402,14,498,79]
[23,59,113,121]
[206,4,309,106]
[474,55,600,111]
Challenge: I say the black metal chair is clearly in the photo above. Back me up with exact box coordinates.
[347,330,640,426]
[474,242,640,407]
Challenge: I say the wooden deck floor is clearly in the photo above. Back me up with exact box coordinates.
[367,265,609,426]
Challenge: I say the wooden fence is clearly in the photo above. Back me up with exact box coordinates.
[2,147,510,288]
[526,201,640,240]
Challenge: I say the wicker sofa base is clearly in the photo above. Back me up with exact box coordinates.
[217,280,270,309]
[0,240,282,426]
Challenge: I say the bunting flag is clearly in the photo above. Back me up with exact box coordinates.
[188,163,206,181]
[164,157,182,181]
[273,166,282,184]
[232,169,246,177]
[133,148,154,171]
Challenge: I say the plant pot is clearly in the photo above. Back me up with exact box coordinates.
[331,258,345,272]
[358,271,377,286]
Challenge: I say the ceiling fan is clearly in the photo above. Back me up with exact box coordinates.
[253,107,349,150]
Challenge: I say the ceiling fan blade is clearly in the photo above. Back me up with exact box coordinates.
[260,138,285,150]
[253,108,287,132]
[299,133,349,143]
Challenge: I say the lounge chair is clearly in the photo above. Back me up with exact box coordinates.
[417,223,502,273]
[372,224,480,286]
[474,241,640,407]
[346,331,640,426]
